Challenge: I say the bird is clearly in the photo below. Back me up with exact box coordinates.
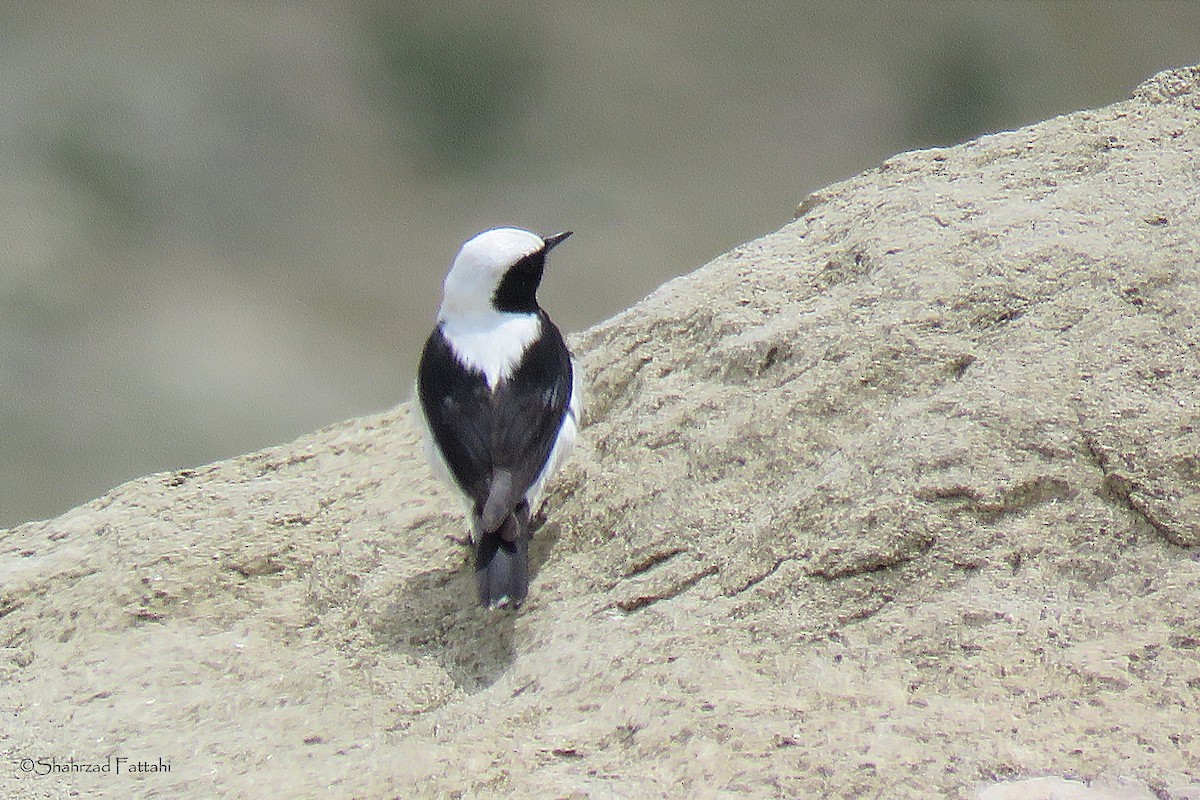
[417,227,580,610]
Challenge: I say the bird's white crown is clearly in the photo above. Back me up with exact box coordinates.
[439,227,545,320]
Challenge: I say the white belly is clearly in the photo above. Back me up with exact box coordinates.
[525,358,581,511]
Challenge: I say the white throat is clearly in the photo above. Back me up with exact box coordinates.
[441,311,542,390]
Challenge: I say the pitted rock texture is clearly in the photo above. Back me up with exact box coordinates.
[3,66,1200,800]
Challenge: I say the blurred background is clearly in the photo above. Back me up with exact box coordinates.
[3,1,1199,529]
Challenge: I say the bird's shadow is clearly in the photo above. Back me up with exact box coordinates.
[371,512,563,693]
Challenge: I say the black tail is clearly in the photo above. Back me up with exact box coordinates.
[474,505,530,609]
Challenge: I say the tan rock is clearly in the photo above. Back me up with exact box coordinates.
[4,66,1200,799]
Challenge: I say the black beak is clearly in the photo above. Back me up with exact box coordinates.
[542,230,573,252]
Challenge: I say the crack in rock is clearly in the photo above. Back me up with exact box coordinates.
[612,562,720,613]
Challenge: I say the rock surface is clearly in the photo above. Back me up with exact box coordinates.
[4,66,1200,799]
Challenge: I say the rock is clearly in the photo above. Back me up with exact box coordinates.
[3,66,1200,799]
[976,776,1160,800]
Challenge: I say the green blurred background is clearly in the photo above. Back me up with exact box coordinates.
[3,1,1199,529]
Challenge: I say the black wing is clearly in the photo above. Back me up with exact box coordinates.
[488,312,573,510]
[418,325,493,506]
[417,312,573,523]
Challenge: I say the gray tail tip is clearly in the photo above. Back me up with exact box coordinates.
[475,527,529,610]
[486,592,522,611]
